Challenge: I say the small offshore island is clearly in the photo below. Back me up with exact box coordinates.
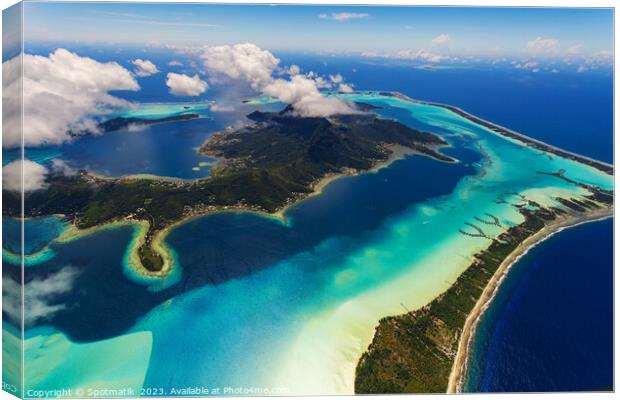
[3,99,453,274]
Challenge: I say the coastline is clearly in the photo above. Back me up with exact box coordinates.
[354,202,613,394]
[27,169,358,277]
[446,207,613,393]
[377,91,613,174]
[22,141,427,278]
[1,219,147,268]
[9,93,456,278]
[133,142,432,275]
[3,247,56,267]
[11,93,612,285]
[8,92,614,394]
[274,143,425,219]
[56,219,146,244]
[89,171,211,183]
[57,219,174,279]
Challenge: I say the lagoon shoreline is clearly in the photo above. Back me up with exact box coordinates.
[16,139,443,279]
[379,91,613,175]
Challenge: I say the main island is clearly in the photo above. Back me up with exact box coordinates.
[4,99,453,275]
[3,92,613,395]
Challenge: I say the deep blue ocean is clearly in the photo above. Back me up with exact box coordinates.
[8,45,614,392]
[464,218,613,392]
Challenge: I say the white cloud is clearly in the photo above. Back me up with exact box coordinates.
[3,266,79,326]
[566,45,582,55]
[360,51,379,58]
[313,75,332,89]
[329,74,343,84]
[131,58,159,77]
[262,75,356,117]
[2,49,139,149]
[577,65,589,73]
[2,53,23,149]
[50,159,77,176]
[165,72,208,96]
[210,103,235,112]
[3,159,49,193]
[202,43,279,90]
[360,49,447,63]
[319,12,369,21]
[146,40,162,48]
[395,49,447,63]
[168,60,184,67]
[338,83,354,93]
[127,123,148,132]
[201,43,356,117]
[431,34,450,45]
[526,37,559,53]
[288,64,301,76]
[595,50,613,59]
[515,61,539,71]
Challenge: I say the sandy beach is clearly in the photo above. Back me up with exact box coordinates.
[446,206,613,393]
[56,219,147,244]
[57,219,175,278]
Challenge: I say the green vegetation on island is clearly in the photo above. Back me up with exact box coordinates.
[96,113,200,133]
[3,105,452,274]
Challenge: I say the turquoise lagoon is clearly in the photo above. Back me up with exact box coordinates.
[4,93,613,395]
[2,216,69,267]
[119,101,214,120]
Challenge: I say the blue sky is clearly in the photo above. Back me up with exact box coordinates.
[22,2,613,57]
